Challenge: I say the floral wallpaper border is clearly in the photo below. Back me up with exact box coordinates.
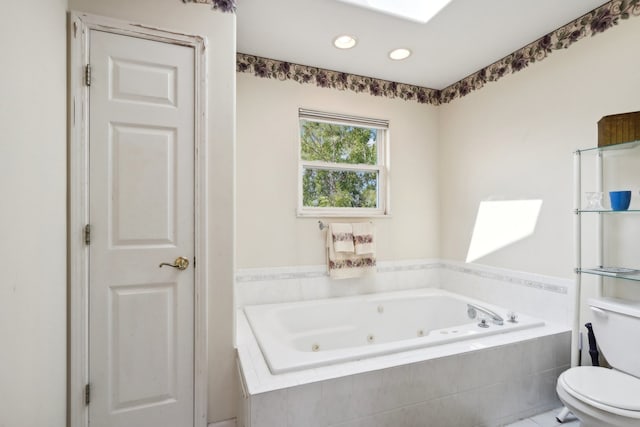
[440,0,640,103]
[182,0,236,13]
[237,0,640,105]
[236,54,441,104]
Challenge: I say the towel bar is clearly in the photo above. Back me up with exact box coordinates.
[318,220,373,230]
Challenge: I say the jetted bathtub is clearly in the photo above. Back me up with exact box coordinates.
[243,288,545,374]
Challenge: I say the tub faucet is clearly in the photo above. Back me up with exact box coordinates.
[467,303,504,326]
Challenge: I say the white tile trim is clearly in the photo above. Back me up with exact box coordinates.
[442,261,570,295]
[235,264,327,282]
[235,259,569,294]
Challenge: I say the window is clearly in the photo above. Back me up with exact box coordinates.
[298,108,389,216]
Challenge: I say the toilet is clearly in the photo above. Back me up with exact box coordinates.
[556,297,640,427]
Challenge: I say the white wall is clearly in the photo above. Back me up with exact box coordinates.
[440,17,640,278]
[67,0,237,422]
[0,0,68,426]
[237,75,440,268]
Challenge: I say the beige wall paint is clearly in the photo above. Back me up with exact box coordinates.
[0,0,68,426]
[438,17,640,323]
[236,74,440,268]
[68,0,237,422]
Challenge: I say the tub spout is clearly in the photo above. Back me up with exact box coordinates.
[467,303,504,326]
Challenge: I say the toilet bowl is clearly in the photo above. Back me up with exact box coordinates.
[557,297,640,427]
[557,366,640,427]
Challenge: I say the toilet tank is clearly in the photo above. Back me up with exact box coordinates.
[589,297,640,378]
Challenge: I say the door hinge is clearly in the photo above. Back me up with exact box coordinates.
[193,257,196,268]
[84,224,91,245]
[85,64,91,87]
[85,383,91,405]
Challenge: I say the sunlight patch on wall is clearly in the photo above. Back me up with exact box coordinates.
[466,200,543,263]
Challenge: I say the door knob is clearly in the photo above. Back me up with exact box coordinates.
[159,256,189,270]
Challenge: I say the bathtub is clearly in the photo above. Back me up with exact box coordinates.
[244,288,545,374]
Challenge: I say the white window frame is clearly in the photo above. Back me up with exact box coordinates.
[297,108,391,217]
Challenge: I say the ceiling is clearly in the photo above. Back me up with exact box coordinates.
[236,0,610,90]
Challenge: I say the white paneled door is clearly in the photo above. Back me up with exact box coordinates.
[88,30,195,427]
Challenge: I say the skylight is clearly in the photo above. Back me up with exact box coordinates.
[337,0,452,24]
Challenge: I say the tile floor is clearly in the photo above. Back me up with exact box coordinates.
[505,407,580,427]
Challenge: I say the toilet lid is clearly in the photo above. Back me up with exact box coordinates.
[562,367,640,411]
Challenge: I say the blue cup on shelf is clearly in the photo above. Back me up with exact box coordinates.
[609,190,632,211]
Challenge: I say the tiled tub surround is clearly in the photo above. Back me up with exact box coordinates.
[235,260,573,325]
[235,259,441,308]
[237,314,570,427]
[439,262,572,326]
[235,261,572,427]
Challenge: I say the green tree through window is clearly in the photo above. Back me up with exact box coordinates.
[298,111,389,215]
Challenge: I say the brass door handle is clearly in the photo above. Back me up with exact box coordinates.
[159,256,189,270]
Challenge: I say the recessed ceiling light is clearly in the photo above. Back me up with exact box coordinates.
[333,35,358,49]
[389,48,411,60]
[337,0,452,24]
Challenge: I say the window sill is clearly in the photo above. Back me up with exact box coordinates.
[297,208,391,218]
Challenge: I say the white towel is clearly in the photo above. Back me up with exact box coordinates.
[326,223,376,280]
[329,223,354,253]
[352,222,375,255]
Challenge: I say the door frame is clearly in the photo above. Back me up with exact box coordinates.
[68,12,208,427]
